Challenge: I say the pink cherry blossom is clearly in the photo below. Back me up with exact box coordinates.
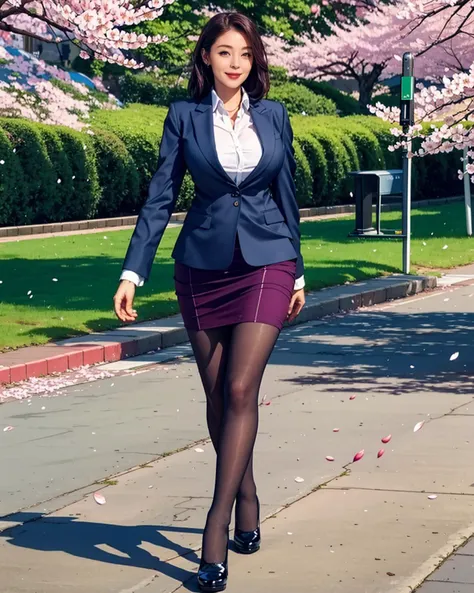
[1,0,174,68]
[0,41,117,129]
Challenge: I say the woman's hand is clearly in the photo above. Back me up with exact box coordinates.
[113,280,138,323]
[287,288,305,323]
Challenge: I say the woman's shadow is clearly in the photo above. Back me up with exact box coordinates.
[1,512,205,591]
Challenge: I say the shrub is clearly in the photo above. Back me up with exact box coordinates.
[0,102,465,227]
[347,116,399,169]
[119,71,188,106]
[290,128,328,204]
[92,103,194,210]
[54,127,101,220]
[292,78,361,116]
[36,124,75,222]
[269,65,290,84]
[307,127,353,204]
[92,104,165,199]
[0,118,57,224]
[0,127,26,225]
[91,128,140,217]
[267,82,337,116]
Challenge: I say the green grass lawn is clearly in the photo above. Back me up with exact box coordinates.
[1,201,473,351]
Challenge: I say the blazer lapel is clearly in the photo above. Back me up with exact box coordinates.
[190,91,276,188]
[191,91,233,184]
[240,101,276,188]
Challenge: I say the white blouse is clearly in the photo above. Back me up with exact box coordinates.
[121,86,305,290]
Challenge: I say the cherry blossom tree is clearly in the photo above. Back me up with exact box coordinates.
[265,2,474,111]
[0,41,118,130]
[0,1,176,69]
[369,1,474,184]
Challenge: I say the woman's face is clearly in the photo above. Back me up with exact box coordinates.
[202,28,253,90]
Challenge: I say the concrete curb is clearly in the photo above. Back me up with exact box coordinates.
[0,196,463,238]
[0,273,437,386]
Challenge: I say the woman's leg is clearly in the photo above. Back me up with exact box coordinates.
[199,322,280,563]
[187,326,260,534]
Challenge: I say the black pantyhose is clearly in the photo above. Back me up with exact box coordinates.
[188,321,280,564]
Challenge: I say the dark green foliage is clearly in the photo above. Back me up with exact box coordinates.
[0,104,465,226]
[119,72,188,106]
[0,118,57,224]
[267,82,337,116]
[292,78,361,116]
[91,128,140,217]
[0,127,26,225]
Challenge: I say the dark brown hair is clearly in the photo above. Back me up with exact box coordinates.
[188,12,270,102]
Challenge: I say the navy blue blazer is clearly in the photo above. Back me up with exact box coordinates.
[122,89,304,281]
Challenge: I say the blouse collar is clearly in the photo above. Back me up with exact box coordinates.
[211,86,250,113]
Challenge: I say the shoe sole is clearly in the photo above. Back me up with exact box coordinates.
[197,583,227,592]
[234,543,261,554]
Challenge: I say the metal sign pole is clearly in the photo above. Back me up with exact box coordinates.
[464,146,472,236]
[400,52,415,274]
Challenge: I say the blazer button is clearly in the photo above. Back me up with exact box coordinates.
[231,191,240,197]
[233,200,239,207]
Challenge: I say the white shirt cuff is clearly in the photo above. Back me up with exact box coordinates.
[120,270,145,287]
[294,275,305,290]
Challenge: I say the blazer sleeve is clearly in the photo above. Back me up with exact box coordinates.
[121,102,186,281]
[270,103,304,279]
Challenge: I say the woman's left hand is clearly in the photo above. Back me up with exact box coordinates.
[287,288,305,323]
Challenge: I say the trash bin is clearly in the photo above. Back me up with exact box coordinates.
[348,169,403,237]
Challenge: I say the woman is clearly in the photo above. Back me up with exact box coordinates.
[113,11,305,592]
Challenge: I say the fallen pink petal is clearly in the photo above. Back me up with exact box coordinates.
[3,426,14,432]
[325,456,335,462]
[333,428,340,432]
[427,494,438,500]
[93,492,106,505]
[349,395,357,400]
[377,449,385,458]
[413,421,425,433]
[353,449,365,462]
[381,435,392,443]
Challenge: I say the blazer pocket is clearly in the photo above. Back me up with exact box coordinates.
[264,208,285,225]
[184,210,211,229]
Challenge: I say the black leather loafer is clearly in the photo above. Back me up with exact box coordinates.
[197,527,229,592]
[197,560,228,592]
[234,496,261,554]
[234,525,261,554]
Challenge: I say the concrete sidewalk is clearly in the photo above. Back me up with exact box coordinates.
[1,276,474,593]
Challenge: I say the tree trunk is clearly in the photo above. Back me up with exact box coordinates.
[358,64,384,113]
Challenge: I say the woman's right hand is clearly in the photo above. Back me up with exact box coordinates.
[113,280,138,323]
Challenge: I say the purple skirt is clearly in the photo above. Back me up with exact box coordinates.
[174,237,296,331]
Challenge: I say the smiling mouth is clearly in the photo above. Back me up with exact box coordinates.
[226,73,241,76]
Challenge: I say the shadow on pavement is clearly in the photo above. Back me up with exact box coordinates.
[1,511,201,589]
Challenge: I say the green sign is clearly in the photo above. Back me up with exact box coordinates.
[401,76,414,100]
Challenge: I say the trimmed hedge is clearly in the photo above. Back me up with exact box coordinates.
[0,104,465,226]
[267,82,337,116]
[92,128,140,217]
[0,127,26,225]
[119,72,189,106]
[292,78,361,116]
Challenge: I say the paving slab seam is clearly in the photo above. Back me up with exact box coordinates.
[397,520,474,593]
[0,275,437,388]
[0,435,214,534]
[323,486,474,497]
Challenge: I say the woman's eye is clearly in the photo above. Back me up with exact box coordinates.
[218,52,252,57]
